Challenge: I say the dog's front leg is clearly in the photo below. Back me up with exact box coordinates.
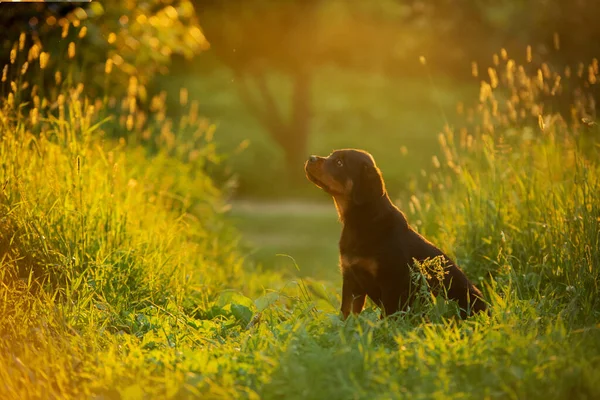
[341,273,366,319]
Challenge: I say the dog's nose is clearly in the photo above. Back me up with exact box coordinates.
[308,155,318,163]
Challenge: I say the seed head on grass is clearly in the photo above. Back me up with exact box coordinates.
[39,52,49,69]
[78,26,87,39]
[105,59,113,74]
[68,42,76,59]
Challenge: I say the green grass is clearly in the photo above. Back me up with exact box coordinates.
[2,30,600,400]
[228,200,340,281]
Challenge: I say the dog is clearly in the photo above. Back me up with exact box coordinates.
[304,149,487,319]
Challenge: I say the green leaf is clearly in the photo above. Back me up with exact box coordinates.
[231,304,253,325]
[216,290,255,310]
[254,292,280,311]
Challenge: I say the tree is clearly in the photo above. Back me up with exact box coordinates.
[0,1,208,103]
[194,0,321,181]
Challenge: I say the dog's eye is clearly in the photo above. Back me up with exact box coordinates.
[336,159,344,167]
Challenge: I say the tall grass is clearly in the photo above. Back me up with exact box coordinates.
[1,26,599,399]
[0,28,271,398]
[406,52,600,325]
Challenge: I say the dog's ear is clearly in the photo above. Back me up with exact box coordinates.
[352,163,384,205]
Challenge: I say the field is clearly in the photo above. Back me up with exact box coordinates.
[2,28,600,400]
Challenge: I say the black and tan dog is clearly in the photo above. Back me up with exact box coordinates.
[305,149,487,319]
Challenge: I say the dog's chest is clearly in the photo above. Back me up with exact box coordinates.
[340,254,379,278]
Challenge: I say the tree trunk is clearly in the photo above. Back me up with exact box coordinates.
[235,68,312,183]
[279,68,311,182]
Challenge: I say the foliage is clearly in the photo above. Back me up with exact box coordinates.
[0,2,208,107]
[1,24,600,400]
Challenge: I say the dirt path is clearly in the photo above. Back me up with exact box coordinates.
[231,200,334,216]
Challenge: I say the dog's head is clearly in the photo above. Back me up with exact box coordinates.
[304,149,386,212]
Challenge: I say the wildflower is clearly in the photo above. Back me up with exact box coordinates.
[1,65,7,82]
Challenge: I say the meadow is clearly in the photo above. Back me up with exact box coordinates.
[1,26,600,400]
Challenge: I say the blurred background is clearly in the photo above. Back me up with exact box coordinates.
[2,0,599,280]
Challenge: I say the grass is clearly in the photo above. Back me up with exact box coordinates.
[228,200,340,281]
[1,28,600,400]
